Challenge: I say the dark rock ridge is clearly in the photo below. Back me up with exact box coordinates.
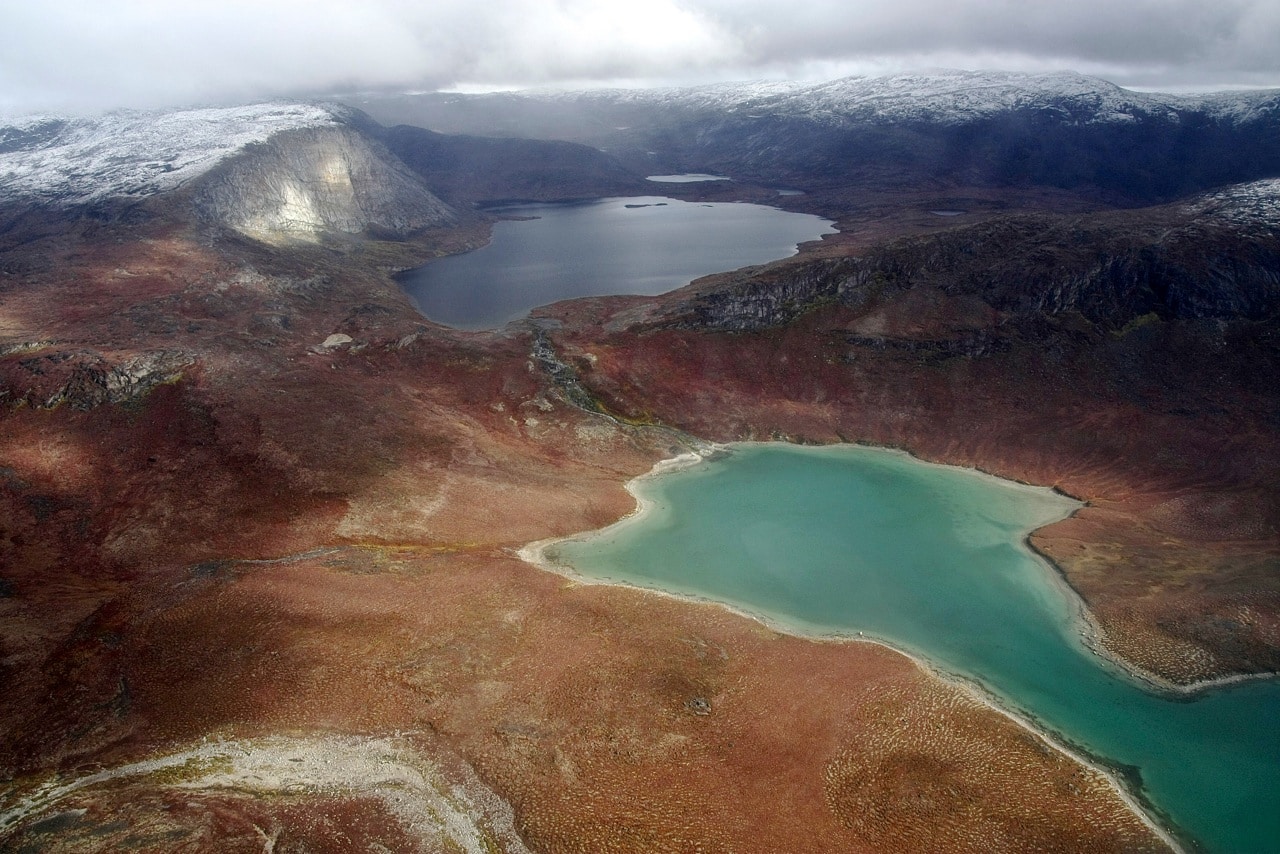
[675,258,850,331]
[192,126,456,240]
[678,194,1280,332]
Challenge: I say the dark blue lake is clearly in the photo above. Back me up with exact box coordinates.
[398,196,834,329]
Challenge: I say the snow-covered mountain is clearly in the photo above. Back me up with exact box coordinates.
[541,70,1279,126]
[6,71,1280,220]
[351,71,1280,203]
[0,102,458,241]
[0,103,341,206]
[355,70,1280,137]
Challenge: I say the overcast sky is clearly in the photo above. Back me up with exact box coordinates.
[3,0,1279,115]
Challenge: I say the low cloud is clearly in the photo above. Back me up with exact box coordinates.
[2,0,1278,115]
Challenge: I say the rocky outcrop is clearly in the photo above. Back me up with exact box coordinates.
[840,214,1280,327]
[194,126,456,241]
[679,203,1280,332]
[678,259,848,331]
[1,349,194,409]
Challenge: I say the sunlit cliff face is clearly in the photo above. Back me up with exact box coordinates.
[196,127,455,243]
[241,180,327,241]
[236,154,360,241]
[219,149,366,242]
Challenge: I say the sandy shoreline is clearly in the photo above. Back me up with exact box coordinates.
[517,441,1194,854]
[1027,532,1280,696]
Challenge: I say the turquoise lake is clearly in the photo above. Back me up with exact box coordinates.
[546,444,1280,854]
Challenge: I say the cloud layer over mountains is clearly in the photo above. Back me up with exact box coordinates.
[3,0,1278,114]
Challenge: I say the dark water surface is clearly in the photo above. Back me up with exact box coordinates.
[549,444,1280,854]
[398,196,834,329]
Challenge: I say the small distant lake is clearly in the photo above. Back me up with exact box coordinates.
[547,444,1280,854]
[646,173,733,183]
[398,197,833,329]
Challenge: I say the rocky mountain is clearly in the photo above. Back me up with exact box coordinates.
[349,71,1280,202]
[0,103,458,242]
[193,126,456,241]
[0,102,644,242]
[0,103,342,207]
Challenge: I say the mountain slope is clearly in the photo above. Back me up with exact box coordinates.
[192,126,457,241]
[0,104,341,207]
[0,103,459,242]
[373,123,646,205]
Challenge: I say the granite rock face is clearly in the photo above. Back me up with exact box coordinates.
[676,259,846,331]
[837,212,1280,327]
[194,126,456,241]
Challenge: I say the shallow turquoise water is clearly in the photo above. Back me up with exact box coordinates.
[548,444,1280,853]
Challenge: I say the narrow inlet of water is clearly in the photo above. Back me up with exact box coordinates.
[544,443,1280,854]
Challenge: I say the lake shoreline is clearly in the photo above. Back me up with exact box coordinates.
[1024,536,1280,697]
[396,196,835,330]
[517,440,1194,854]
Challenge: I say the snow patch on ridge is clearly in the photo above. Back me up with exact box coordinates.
[1197,178,1280,226]
[0,103,341,206]
[541,70,1279,126]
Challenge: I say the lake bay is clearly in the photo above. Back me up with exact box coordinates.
[546,444,1280,854]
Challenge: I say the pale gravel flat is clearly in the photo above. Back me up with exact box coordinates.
[0,733,529,854]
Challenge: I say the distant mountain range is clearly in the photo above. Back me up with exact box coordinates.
[348,70,1280,203]
[4,70,1280,225]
